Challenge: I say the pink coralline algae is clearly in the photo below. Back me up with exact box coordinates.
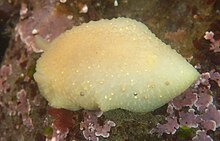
[0,64,12,78]
[204,31,220,53]
[16,1,74,53]
[151,70,220,140]
[209,69,220,87]
[200,120,216,131]
[47,108,115,141]
[16,89,33,130]
[179,109,198,128]
[201,104,220,128]
[80,110,116,141]
[170,88,197,110]
[196,72,211,88]
[7,100,17,116]
[0,64,12,95]
[194,87,213,111]
[192,130,213,141]
[150,117,179,135]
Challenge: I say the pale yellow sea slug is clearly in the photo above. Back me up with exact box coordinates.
[34,17,199,112]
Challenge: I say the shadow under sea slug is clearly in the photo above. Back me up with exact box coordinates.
[34,17,199,112]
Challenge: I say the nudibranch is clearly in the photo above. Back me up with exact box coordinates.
[34,18,199,112]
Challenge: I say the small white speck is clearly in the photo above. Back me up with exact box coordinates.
[96,2,101,7]
[114,0,118,6]
[121,86,126,92]
[99,81,104,84]
[20,3,28,18]
[67,15,73,20]
[79,4,88,13]
[56,130,61,134]
[60,0,67,3]
[20,73,24,77]
[204,31,214,40]
[32,29,38,35]
[134,92,138,96]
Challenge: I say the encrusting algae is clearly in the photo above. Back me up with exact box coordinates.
[34,17,199,112]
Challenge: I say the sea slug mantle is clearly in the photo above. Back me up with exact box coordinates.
[34,18,199,112]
